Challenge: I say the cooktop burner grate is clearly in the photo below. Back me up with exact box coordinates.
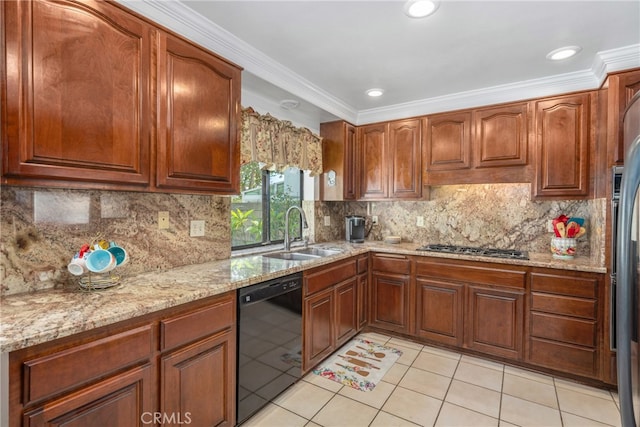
[416,244,529,260]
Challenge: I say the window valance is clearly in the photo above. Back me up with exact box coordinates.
[240,107,323,176]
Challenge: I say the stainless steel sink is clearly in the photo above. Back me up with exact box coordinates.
[262,252,320,261]
[294,247,342,257]
[262,247,342,261]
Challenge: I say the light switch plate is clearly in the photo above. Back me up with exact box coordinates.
[190,220,205,237]
[324,216,331,226]
[372,215,379,225]
[417,216,425,227]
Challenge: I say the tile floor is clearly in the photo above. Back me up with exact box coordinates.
[243,332,622,427]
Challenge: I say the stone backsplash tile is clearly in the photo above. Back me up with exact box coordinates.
[1,187,230,295]
[319,184,605,266]
[1,183,606,296]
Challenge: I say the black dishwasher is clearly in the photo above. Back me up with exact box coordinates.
[237,273,303,424]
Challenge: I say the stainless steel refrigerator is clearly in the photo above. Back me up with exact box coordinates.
[617,90,640,427]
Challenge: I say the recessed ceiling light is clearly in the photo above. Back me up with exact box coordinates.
[404,0,439,18]
[546,46,582,61]
[366,88,384,97]
[280,99,300,110]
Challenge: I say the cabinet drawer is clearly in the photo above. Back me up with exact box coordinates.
[529,338,597,378]
[531,293,596,319]
[305,259,357,295]
[530,312,596,347]
[530,272,597,298]
[357,256,368,274]
[23,325,152,405]
[371,253,410,275]
[416,260,525,289]
[161,294,235,351]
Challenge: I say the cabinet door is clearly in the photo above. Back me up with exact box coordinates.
[474,103,528,168]
[425,112,472,171]
[162,330,236,427]
[389,119,422,198]
[534,93,591,198]
[609,69,640,164]
[370,272,410,334]
[3,0,151,187]
[319,121,357,201]
[303,288,335,370]
[415,278,464,347]
[157,32,241,193]
[344,123,359,200]
[23,364,154,427]
[335,278,358,347]
[358,123,389,199]
[466,286,524,360]
[357,272,368,330]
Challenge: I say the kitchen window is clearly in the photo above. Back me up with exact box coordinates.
[231,162,303,249]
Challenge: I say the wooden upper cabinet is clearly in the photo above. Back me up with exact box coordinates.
[607,68,640,165]
[156,32,241,193]
[425,111,472,171]
[2,0,151,188]
[389,119,422,199]
[358,123,389,200]
[534,92,591,198]
[320,121,358,200]
[474,103,528,168]
[2,0,242,194]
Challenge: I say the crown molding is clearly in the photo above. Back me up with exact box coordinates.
[115,0,359,123]
[118,0,640,126]
[356,69,600,125]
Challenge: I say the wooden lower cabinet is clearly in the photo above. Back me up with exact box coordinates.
[23,364,154,427]
[415,278,464,347]
[304,288,335,369]
[356,255,369,330]
[161,330,235,427]
[9,292,236,427]
[466,285,524,360]
[415,258,525,361]
[335,279,358,347]
[302,257,359,371]
[369,253,412,334]
[527,269,602,380]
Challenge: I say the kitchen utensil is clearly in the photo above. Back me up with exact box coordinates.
[338,354,380,369]
[568,217,585,226]
[576,227,587,238]
[356,345,386,359]
[566,221,581,238]
[336,362,369,377]
[555,221,566,238]
[346,349,381,362]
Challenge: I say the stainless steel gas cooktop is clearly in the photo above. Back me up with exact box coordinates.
[416,244,529,260]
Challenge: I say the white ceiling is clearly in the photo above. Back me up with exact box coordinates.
[119,1,640,128]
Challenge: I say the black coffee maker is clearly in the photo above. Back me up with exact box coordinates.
[345,215,366,243]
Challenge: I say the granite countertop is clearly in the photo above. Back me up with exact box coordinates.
[0,241,605,353]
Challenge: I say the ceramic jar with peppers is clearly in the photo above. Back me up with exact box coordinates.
[550,215,586,259]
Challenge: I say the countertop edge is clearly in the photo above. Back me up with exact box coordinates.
[0,242,605,353]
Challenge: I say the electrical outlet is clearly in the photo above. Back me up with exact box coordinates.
[158,211,170,229]
[372,215,379,225]
[324,216,331,226]
[547,219,555,233]
[190,220,205,237]
[417,216,425,227]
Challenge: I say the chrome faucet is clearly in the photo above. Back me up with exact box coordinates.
[284,206,309,251]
